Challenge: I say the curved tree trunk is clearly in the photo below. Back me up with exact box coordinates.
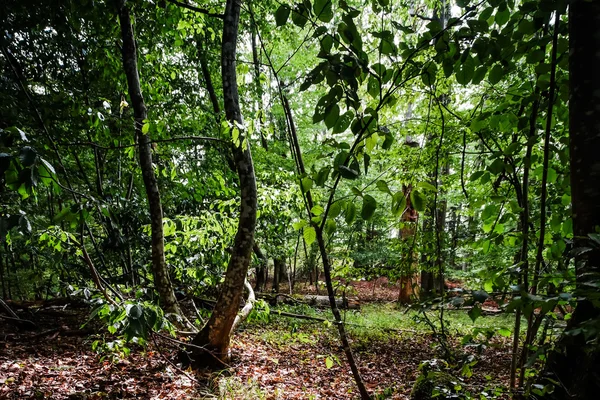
[116,0,183,318]
[190,0,257,365]
[540,2,600,398]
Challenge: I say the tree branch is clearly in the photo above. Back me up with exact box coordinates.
[165,0,224,18]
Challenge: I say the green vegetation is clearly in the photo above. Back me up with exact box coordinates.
[1,0,599,398]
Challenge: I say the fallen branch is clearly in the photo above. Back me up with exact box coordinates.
[27,326,95,340]
[273,310,328,322]
[0,314,37,329]
[0,298,20,319]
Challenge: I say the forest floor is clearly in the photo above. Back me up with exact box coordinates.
[1,279,514,399]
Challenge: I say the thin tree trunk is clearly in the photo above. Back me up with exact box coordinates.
[520,12,561,387]
[116,0,182,317]
[281,94,371,399]
[189,0,258,365]
[272,257,285,293]
[197,39,220,116]
[253,243,267,292]
[248,3,268,150]
[0,246,6,299]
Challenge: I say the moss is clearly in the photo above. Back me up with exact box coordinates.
[410,371,456,400]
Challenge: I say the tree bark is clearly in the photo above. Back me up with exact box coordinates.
[272,257,285,293]
[116,0,182,317]
[540,2,600,398]
[248,3,268,151]
[189,0,257,365]
[253,243,267,292]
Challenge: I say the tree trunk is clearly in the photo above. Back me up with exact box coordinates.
[116,0,182,317]
[253,243,267,292]
[540,2,600,398]
[272,257,285,293]
[399,184,418,304]
[189,0,257,366]
[249,3,268,151]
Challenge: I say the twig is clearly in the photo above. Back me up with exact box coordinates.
[190,297,205,325]
[153,330,231,369]
[0,314,37,329]
[150,332,199,384]
[165,0,223,18]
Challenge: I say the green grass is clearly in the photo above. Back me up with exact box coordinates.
[246,302,527,345]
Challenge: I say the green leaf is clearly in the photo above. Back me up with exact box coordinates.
[417,181,437,192]
[488,158,505,175]
[367,75,380,99]
[325,356,334,369]
[142,123,150,135]
[324,104,340,129]
[329,201,342,218]
[456,56,475,85]
[471,66,487,85]
[470,170,484,181]
[488,64,503,85]
[275,5,290,26]
[303,226,317,246]
[468,304,482,322]
[361,195,377,220]
[351,186,363,196]
[333,112,353,134]
[495,9,510,26]
[292,4,309,27]
[345,202,357,224]
[127,304,143,320]
[293,220,308,231]
[376,180,391,195]
[339,165,359,180]
[311,205,324,216]
[410,189,426,212]
[313,0,333,22]
[526,49,546,64]
[498,327,511,337]
[315,167,331,187]
[547,167,557,183]
[301,177,313,193]
[391,191,407,216]
[320,35,334,54]
[365,134,378,152]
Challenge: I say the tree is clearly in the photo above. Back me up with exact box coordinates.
[189,0,258,365]
[115,0,184,321]
[540,1,600,398]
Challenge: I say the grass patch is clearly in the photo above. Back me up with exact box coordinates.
[247,302,527,346]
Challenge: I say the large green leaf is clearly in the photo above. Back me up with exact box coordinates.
[391,191,407,216]
[410,189,426,212]
[361,195,377,220]
[455,56,475,85]
[313,0,333,22]
[303,226,317,246]
[275,5,291,26]
[345,201,357,224]
[488,64,503,84]
[333,112,353,134]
